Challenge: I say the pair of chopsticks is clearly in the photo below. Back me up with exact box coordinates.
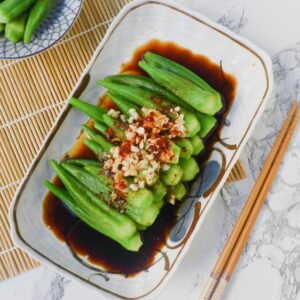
[199,101,300,300]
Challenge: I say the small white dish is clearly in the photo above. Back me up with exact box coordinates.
[10,0,273,299]
[0,0,83,60]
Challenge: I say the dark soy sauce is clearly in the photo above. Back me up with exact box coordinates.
[43,40,237,276]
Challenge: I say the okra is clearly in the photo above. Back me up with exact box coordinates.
[168,143,181,164]
[61,162,111,194]
[50,160,137,241]
[102,114,124,138]
[127,202,160,227]
[191,135,204,155]
[179,157,200,182]
[196,112,217,138]
[152,180,167,209]
[65,158,101,168]
[144,52,218,94]
[63,163,158,226]
[69,97,107,123]
[105,74,192,110]
[83,125,113,152]
[176,138,194,159]
[94,121,107,136]
[181,109,201,137]
[84,138,104,156]
[83,165,113,188]
[173,182,186,200]
[44,180,142,251]
[161,165,183,186]
[5,13,27,43]
[0,23,5,34]
[107,91,139,118]
[101,80,200,137]
[139,61,223,115]
[24,0,54,44]
[98,80,158,109]
[83,164,154,211]
[0,0,35,23]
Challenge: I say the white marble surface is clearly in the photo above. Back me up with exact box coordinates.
[2,0,300,299]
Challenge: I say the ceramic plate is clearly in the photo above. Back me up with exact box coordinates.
[0,0,83,60]
[10,0,273,299]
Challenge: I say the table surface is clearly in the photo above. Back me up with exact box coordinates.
[2,0,300,299]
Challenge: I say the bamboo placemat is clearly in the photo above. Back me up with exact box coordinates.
[0,0,246,281]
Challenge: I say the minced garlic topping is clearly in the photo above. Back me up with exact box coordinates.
[103,106,187,194]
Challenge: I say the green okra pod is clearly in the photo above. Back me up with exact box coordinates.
[43,180,142,251]
[98,80,158,109]
[69,97,107,123]
[5,13,27,43]
[61,162,111,194]
[83,165,112,186]
[101,79,200,137]
[176,138,194,159]
[94,121,108,135]
[105,74,193,111]
[191,135,204,155]
[50,160,137,241]
[83,138,104,156]
[179,157,200,182]
[83,125,113,152]
[196,112,217,138]
[144,52,217,94]
[161,165,183,186]
[102,114,125,138]
[173,182,186,200]
[24,0,54,44]
[139,61,223,115]
[83,164,155,211]
[0,0,35,23]
[65,158,101,168]
[0,23,5,34]
[181,109,201,138]
[107,91,139,118]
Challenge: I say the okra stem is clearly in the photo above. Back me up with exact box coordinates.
[107,91,139,118]
[69,97,107,123]
[98,80,158,109]
[83,138,104,156]
[83,125,113,152]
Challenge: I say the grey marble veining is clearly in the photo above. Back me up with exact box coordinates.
[1,0,300,299]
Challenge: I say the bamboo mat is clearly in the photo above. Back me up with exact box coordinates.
[0,0,246,281]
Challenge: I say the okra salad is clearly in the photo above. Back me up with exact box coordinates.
[0,0,54,44]
[44,52,223,252]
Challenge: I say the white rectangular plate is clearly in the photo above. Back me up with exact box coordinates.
[10,0,273,299]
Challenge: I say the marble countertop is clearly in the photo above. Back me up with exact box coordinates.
[2,0,300,299]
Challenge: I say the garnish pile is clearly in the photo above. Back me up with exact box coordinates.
[44,52,222,251]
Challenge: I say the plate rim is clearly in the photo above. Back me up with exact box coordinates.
[9,0,274,299]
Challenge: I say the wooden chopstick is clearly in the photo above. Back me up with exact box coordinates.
[199,101,299,300]
[210,105,300,300]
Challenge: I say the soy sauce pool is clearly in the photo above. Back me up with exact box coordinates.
[43,40,237,276]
